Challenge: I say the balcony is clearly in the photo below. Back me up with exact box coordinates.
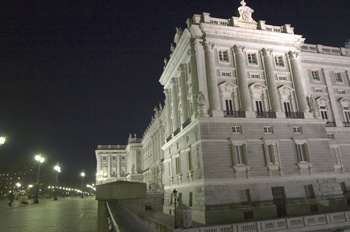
[256,111,276,118]
[182,118,191,129]
[224,111,246,118]
[344,122,350,127]
[285,112,304,119]
[325,121,336,127]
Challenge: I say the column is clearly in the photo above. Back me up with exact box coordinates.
[116,155,120,177]
[107,155,111,177]
[204,42,222,117]
[190,47,199,118]
[233,45,253,112]
[262,48,282,113]
[171,78,180,131]
[164,89,172,138]
[288,51,308,113]
[96,154,101,175]
[193,39,209,116]
[179,64,189,123]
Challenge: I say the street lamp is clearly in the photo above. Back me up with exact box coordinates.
[34,155,45,204]
[0,137,5,148]
[16,183,21,200]
[173,189,178,229]
[81,172,85,198]
[54,164,61,200]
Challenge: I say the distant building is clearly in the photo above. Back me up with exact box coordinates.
[97,0,350,227]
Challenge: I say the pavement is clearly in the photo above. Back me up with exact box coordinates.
[0,196,97,232]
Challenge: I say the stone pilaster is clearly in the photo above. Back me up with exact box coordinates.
[190,47,199,118]
[204,42,222,117]
[171,78,180,131]
[96,155,101,175]
[262,48,283,116]
[233,45,253,113]
[116,155,120,177]
[108,155,111,177]
[288,51,308,113]
[164,89,172,138]
[179,64,189,123]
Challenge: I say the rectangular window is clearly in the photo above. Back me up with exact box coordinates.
[278,76,287,81]
[315,88,323,93]
[187,151,192,171]
[266,144,276,164]
[264,126,273,134]
[232,126,241,134]
[178,193,182,203]
[320,106,328,120]
[225,99,233,112]
[175,157,181,174]
[338,90,346,94]
[221,72,231,77]
[189,192,193,207]
[296,144,308,162]
[305,185,315,199]
[345,111,350,122]
[331,147,342,165]
[103,156,107,161]
[170,193,173,204]
[335,73,343,82]
[247,53,257,65]
[327,133,335,140]
[293,126,302,134]
[112,156,116,160]
[240,189,250,204]
[340,182,347,194]
[274,56,284,67]
[311,71,320,81]
[235,145,245,165]
[219,51,229,62]
[251,74,260,79]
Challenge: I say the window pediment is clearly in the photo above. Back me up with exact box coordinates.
[315,97,329,105]
[218,81,238,92]
[338,97,350,106]
[278,85,294,94]
[249,83,267,94]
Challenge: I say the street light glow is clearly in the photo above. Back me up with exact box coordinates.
[0,137,5,145]
[54,165,61,172]
[81,172,85,177]
[16,183,21,188]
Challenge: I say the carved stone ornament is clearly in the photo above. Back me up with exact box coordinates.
[233,45,245,54]
[307,96,318,116]
[262,48,273,57]
[237,0,255,22]
[197,91,207,106]
[288,51,298,59]
[174,27,183,44]
[170,43,175,53]
[219,81,238,93]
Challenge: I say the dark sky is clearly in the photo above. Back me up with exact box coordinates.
[0,0,349,184]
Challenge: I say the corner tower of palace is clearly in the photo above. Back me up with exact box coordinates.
[97,0,350,227]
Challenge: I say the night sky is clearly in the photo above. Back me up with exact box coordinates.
[0,0,348,184]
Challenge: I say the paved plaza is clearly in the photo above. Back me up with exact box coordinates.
[0,196,97,232]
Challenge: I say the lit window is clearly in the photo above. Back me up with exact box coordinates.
[264,126,273,134]
[219,51,229,62]
[293,126,302,134]
[311,71,320,81]
[274,56,284,67]
[335,73,343,83]
[232,126,241,134]
[247,53,257,65]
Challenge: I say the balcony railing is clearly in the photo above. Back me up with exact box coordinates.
[224,111,246,118]
[344,122,350,127]
[325,121,337,127]
[166,135,172,142]
[285,112,304,119]
[173,128,181,137]
[182,118,191,129]
[256,111,276,118]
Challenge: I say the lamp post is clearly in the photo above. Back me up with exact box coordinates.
[0,137,5,148]
[54,164,61,200]
[34,155,45,204]
[81,172,85,198]
[173,189,178,229]
[16,183,21,200]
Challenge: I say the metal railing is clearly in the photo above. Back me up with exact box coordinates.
[256,111,276,118]
[224,111,246,118]
[173,128,181,137]
[166,135,172,142]
[285,112,304,119]
[325,121,337,127]
[344,122,350,127]
[182,118,191,129]
[106,200,156,232]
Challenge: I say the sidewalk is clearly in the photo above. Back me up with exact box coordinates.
[0,196,97,232]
